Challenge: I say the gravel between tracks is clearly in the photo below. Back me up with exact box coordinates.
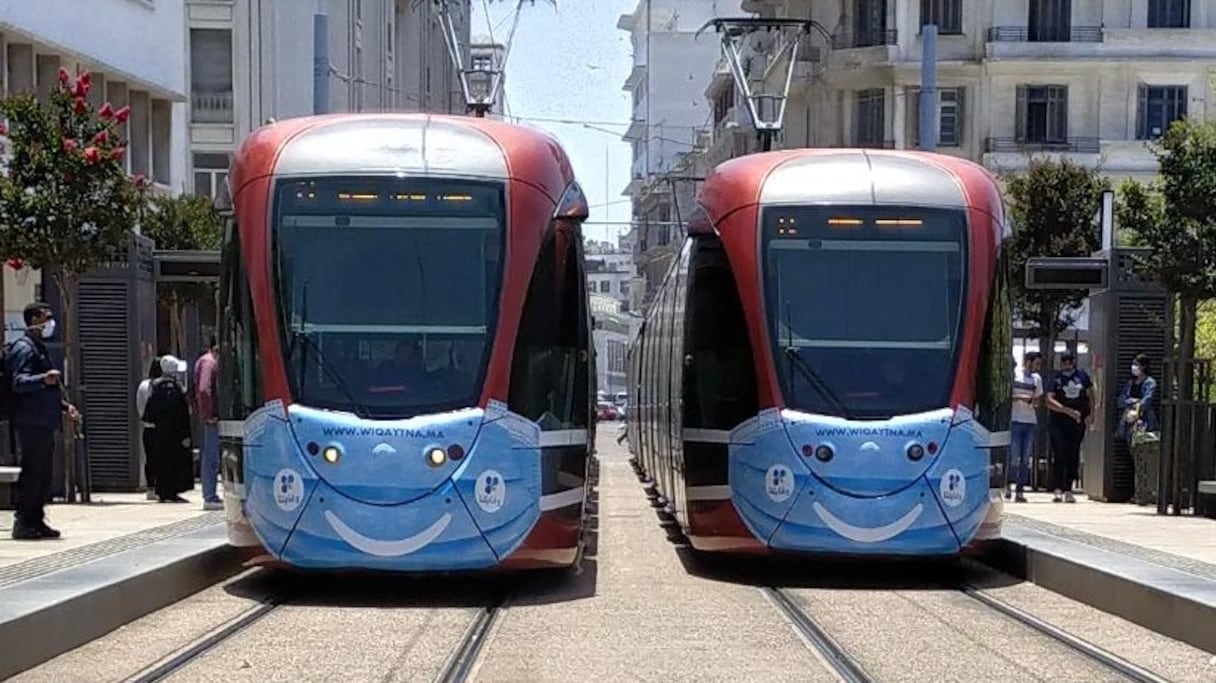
[13,431,1216,682]
[783,586,1128,681]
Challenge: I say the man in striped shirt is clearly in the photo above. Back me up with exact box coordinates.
[1008,351,1043,502]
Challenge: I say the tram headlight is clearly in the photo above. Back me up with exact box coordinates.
[814,445,834,462]
[426,447,447,467]
[322,446,341,464]
[906,443,925,461]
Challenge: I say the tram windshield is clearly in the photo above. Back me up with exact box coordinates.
[762,205,967,420]
[272,177,506,419]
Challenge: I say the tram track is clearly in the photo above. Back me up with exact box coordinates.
[122,596,284,683]
[433,599,505,683]
[763,587,874,683]
[956,584,1171,683]
[119,587,507,683]
[765,582,1174,683]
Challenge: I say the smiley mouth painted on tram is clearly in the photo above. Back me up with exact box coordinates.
[810,501,925,544]
[322,510,453,557]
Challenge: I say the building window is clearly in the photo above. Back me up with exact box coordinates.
[854,88,886,147]
[600,281,610,294]
[1015,85,1068,145]
[1137,85,1187,139]
[1148,0,1190,28]
[1028,0,1071,42]
[920,0,961,35]
[854,0,889,47]
[193,152,231,207]
[907,87,965,148]
[472,54,493,71]
[189,29,234,124]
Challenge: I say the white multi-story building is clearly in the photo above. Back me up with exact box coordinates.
[187,0,470,207]
[618,0,726,309]
[0,0,190,335]
[738,0,1216,182]
[585,239,635,313]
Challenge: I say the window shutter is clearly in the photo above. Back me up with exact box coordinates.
[1136,85,1148,139]
[1015,85,1027,142]
[956,87,966,145]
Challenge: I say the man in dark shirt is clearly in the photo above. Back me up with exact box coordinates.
[8,302,79,540]
[1045,351,1095,503]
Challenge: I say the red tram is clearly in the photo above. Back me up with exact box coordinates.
[217,114,596,571]
[627,148,1011,557]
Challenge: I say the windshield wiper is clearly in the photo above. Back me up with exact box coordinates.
[290,331,374,420]
[782,345,857,421]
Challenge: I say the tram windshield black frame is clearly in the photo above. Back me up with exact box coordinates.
[269,175,507,419]
[761,204,969,420]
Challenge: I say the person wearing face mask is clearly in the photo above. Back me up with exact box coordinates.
[1117,354,1157,442]
[7,302,80,540]
[1044,351,1095,503]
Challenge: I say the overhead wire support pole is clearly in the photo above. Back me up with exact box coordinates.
[313,7,329,115]
[918,24,938,151]
[698,17,832,154]
[424,0,553,118]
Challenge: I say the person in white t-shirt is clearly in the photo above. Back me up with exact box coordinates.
[1008,351,1044,503]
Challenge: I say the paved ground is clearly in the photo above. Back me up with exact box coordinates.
[12,432,1216,681]
[1005,491,1216,569]
[0,485,215,570]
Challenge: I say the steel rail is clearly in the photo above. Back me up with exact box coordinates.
[764,587,874,683]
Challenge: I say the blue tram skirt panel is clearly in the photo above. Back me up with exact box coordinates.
[240,399,544,571]
[728,407,994,557]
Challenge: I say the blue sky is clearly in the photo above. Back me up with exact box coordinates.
[470,0,636,245]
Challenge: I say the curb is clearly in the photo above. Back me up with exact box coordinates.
[0,524,246,679]
[981,526,1216,654]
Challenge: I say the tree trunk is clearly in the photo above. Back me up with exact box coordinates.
[1171,296,1199,510]
[53,271,83,503]
[169,292,185,357]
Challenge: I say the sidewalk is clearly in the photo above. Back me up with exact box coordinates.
[0,485,222,585]
[0,485,241,679]
[1004,491,1216,578]
[990,492,1216,654]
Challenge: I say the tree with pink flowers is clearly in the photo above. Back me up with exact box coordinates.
[0,67,149,479]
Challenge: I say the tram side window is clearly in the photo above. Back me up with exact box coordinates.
[975,247,1012,430]
[218,223,263,420]
[508,224,591,429]
[683,237,759,431]
[975,244,1013,488]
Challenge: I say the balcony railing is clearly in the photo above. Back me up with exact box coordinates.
[191,90,234,124]
[985,137,1101,154]
[987,26,1103,43]
[832,30,898,50]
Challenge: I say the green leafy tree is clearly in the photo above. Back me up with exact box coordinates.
[1004,157,1110,365]
[139,193,223,356]
[1117,118,1216,400]
[0,68,148,476]
[1199,301,1216,401]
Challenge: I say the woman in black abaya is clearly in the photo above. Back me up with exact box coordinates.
[142,355,195,503]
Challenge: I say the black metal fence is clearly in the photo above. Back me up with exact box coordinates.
[1158,358,1215,515]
